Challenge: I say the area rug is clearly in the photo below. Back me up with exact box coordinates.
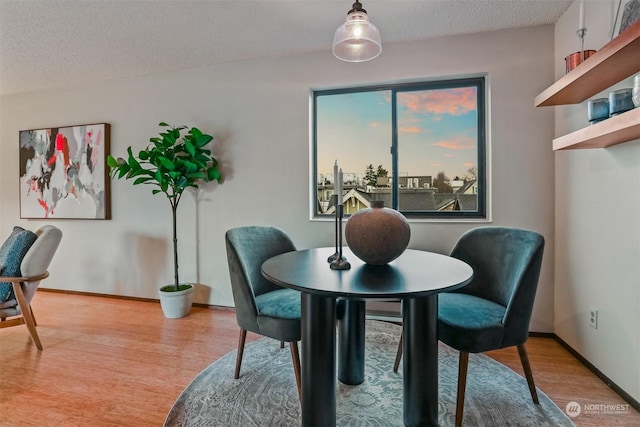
[165,320,574,426]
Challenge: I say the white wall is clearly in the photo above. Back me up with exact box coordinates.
[554,1,640,402]
[0,26,555,330]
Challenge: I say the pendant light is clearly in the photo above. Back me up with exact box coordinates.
[332,0,382,62]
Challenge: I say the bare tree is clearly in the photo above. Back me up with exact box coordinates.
[464,166,477,181]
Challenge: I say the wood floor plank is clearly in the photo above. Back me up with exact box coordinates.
[0,291,637,426]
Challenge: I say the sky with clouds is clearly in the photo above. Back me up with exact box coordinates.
[316,86,478,182]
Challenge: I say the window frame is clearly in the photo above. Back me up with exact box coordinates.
[311,76,487,220]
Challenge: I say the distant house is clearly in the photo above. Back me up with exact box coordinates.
[318,178,477,215]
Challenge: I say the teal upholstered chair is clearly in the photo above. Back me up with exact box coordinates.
[225,226,301,398]
[393,227,545,427]
[0,225,63,350]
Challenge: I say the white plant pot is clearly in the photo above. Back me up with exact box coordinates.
[158,284,194,319]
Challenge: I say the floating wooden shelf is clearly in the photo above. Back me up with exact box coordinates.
[553,109,640,150]
[536,20,640,150]
[535,20,640,107]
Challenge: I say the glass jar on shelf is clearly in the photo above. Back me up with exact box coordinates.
[633,74,640,108]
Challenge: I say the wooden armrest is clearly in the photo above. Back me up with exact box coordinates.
[0,271,49,282]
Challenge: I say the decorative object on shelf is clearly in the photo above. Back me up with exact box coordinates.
[564,50,596,73]
[633,74,640,107]
[619,0,640,35]
[328,161,350,270]
[587,98,610,123]
[332,0,382,62]
[609,88,634,116]
[344,201,410,265]
[536,16,640,150]
[107,122,222,318]
[19,123,111,219]
[565,0,596,74]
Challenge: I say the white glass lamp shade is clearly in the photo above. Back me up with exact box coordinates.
[332,11,382,62]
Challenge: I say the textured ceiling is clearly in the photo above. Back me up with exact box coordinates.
[0,0,573,96]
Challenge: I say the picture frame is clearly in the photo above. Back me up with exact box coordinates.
[613,0,640,37]
[19,123,111,219]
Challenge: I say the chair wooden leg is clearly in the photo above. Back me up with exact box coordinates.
[13,282,42,351]
[393,330,403,373]
[30,306,37,326]
[289,341,302,401]
[280,341,285,349]
[455,352,469,427]
[234,329,247,379]
[517,343,539,404]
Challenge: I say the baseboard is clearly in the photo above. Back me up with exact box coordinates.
[38,287,234,311]
[528,331,555,338]
[550,333,640,412]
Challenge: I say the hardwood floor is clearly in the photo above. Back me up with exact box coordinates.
[1,291,638,426]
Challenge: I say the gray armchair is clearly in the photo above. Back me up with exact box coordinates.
[0,225,63,350]
[225,226,301,398]
[394,227,545,427]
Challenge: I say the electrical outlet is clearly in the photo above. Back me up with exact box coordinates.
[589,308,598,329]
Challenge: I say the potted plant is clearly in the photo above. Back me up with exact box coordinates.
[107,122,221,318]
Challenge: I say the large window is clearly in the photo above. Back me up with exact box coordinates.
[312,77,486,219]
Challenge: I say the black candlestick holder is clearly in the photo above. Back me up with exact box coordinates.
[327,194,340,263]
[330,203,350,270]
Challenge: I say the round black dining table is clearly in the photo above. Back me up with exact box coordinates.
[262,247,473,427]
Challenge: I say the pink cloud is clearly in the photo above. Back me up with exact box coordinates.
[433,136,475,150]
[400,126,421,134]
[399,88,477,116]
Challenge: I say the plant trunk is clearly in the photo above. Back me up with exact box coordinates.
[172,202,179,291]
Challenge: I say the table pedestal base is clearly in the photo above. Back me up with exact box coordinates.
[403,296,439,426]
[301,293,336,426]
[301,294,440,427]
[338,299,366,385]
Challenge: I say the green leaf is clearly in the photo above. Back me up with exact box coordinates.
[127,150,141,169]
[158,156,175,170]
[160,131,176,145]
[189,127,203,139]
[195,134,213,147]
[188,171,205,180]
[130,168,151,178]
[118,167,129,179]
[133,177,152,185]
[185,140,195,157]
[183,160,197,173]
[208,167,221,181]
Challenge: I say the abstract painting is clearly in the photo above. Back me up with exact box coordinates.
[19,123,111,219]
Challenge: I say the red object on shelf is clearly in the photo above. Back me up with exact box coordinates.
[565,50,596,73]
